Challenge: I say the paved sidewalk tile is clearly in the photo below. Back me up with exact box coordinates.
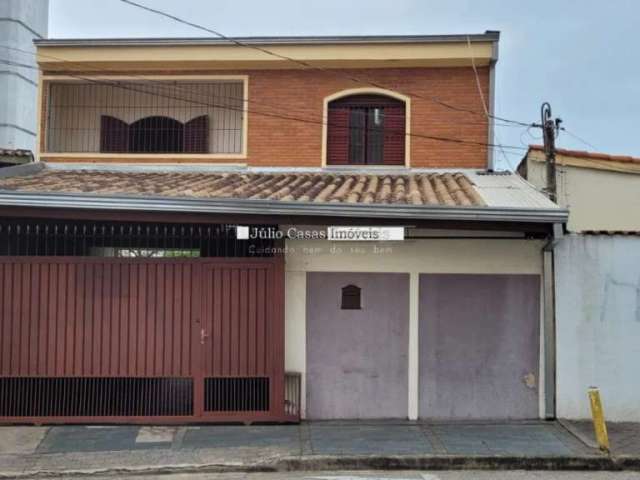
[182,425,300,451]
[0,426,48,454]
[309,424,433,455]
[136,426,177,445]
[431,424,574,456]
[36,426,163,453]
[564,420,640,456]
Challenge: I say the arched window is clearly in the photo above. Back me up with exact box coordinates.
[327,94,405,166]
[129,116,184,153]
[100,115,209,154]
[341,284,362,310]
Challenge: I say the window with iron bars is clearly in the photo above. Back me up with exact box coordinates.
[0,220,275,257]
[44,81,245,155]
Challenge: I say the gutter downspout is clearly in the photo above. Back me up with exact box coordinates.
[542,222,563,419]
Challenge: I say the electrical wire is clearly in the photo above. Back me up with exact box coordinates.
[0,52,528,153]
[0,58,38,70]
[559,127,598,151]
[465,35,515,170]
[119,0,533,127]
[2,43,522,131]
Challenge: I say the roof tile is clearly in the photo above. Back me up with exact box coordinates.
[0,170,487,207]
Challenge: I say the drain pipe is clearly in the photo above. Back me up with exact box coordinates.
[542,222,563,419]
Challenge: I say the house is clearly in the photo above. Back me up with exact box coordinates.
[0,32,568,423]
[520,146,640,421]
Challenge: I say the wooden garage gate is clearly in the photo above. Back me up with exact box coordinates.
[0,220,292,424]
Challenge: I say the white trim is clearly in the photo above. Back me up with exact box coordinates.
[321,87,412,167]
[285,238,546,420]
[42,74,249,81]
[40,152,248,161]
[408,271,420,420]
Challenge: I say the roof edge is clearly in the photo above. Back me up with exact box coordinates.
[34,32,500,47]
[0,190,567,224]
[0,162,44,178]
[528,145,640,165]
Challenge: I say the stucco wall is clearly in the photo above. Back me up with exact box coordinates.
[556,234,640,421]
[284,237,546,419]
[525,158,640,232]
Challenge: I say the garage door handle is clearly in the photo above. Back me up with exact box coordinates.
[200,328,209,345]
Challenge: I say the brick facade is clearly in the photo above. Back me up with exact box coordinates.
[41,66,490,169]
[247,66,490,169]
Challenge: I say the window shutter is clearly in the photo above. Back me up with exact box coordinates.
[383,106,405,165]
[327,108,350,165]
[184,115,209,153]
[100,115,130,153]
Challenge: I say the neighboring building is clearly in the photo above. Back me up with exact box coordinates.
[520,146,640,421]
[0,0,48,154]
[0,32,568,423]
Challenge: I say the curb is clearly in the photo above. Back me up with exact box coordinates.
[3,454,640,478]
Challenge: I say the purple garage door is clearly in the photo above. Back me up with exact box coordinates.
[306,272,409,419]
[419,274,540,420]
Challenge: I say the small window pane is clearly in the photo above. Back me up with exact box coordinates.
[349,109,366,164]
[367,108,385,164]
[341,284,361,310]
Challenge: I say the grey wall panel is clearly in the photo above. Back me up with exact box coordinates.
[306,272,409,419]
[419,274,540,419]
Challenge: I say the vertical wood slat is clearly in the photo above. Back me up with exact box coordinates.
[0,259,195,378]
[0,256,285,422]
[200,260,284,418]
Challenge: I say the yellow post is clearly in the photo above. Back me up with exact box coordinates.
[588,387,610,453]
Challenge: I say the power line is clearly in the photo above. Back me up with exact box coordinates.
[0,58,38,70]
[0,51,529,153]
[53,71,527,152]
[465,35,515,170]
[2,43,523,130]
[119,0,533,128]
[559,127,598,151]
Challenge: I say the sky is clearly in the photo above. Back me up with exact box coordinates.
[48,0,640,170]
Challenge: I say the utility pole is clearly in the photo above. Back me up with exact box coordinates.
[537,103,562,203]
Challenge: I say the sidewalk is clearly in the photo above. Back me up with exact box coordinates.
[0,421,638,478]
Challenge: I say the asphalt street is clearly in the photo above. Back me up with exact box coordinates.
[72,471,640,480]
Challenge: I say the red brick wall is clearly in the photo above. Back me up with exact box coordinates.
[245,66,490,168]
[41,66,490,169]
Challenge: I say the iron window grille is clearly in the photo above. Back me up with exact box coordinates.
[327,94,406,166]
[0,220,276,257]
[45,81,244,154]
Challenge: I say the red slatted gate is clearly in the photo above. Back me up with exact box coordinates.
[0,257,286,423]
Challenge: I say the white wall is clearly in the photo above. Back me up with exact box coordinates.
[525,156,640,232]
[556,234,640,420]
[0,0,48,151]
[284,236,546,419]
